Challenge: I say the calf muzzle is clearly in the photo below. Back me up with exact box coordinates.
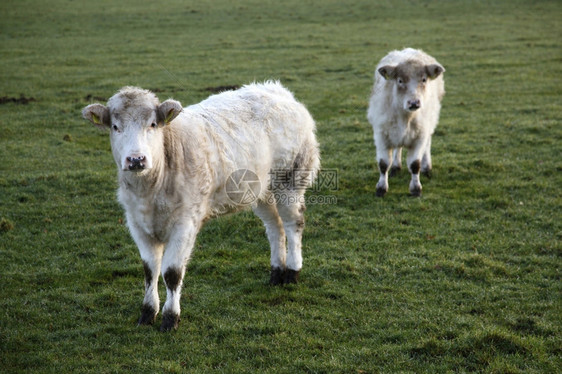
[126,156,146,171]
[407,99,421,111]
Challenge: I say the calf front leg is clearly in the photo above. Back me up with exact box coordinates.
[139,254,162,325]
[129,220,163,326]
[253,200,286,285]
[375,146,393,197]
[277,195,306,284]
[407,139,427,197]
[160,221,198,332]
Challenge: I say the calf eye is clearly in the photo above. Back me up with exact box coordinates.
[151,122,157,128]
[112,125,119,131]
[422,78,427,83]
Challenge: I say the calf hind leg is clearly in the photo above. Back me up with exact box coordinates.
[421,138,432,178]
[389,148,402,177]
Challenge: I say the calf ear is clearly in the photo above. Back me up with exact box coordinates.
[82,104,110,129]
[158,99,182,125]
[378,65,397,80]
[426,64,445,79]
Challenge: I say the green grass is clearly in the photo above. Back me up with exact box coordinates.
[1,0,561,372]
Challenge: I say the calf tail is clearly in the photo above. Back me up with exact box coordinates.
[292,138,321,191]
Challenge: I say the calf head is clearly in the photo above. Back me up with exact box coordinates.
[82,87,182,173]
[378,60,444,112]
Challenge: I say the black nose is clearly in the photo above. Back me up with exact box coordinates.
[408,99,421,111]
[127,156,146,171]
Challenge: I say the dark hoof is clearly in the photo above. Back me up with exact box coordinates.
[160,312,180,332]
[137,304,157,326]
[422,168,432,179]
[376,187,387,197]
[389,166,401,177]
[270,267,285,286]
[284,269,300,284]
[410,187,422,197]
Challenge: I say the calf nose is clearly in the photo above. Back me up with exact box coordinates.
[126,155,146,171]
[407,99,421,111]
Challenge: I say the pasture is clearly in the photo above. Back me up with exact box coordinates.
[0,0,560,372]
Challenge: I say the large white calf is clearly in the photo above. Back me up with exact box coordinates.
[82,82,320,331]
[367,48,445,197]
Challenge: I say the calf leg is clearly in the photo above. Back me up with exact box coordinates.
[138,252,163,325]
[276,193,306,284]
[407,140,427,197]
[375,147,393,197]
[421,137,432,178]
[390,147,402,177]
[253,199,287,285]
[129,221,163,326]
[160,221,198,332]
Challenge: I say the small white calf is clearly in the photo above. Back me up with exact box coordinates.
[367,48,445,196]
[82,82,320,331]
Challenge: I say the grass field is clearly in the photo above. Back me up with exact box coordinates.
[1,0,561,372]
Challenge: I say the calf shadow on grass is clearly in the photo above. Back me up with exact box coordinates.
[0,95,36,104]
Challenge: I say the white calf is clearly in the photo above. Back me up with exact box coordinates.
[367,48,445,196]
[82,82,320,331]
